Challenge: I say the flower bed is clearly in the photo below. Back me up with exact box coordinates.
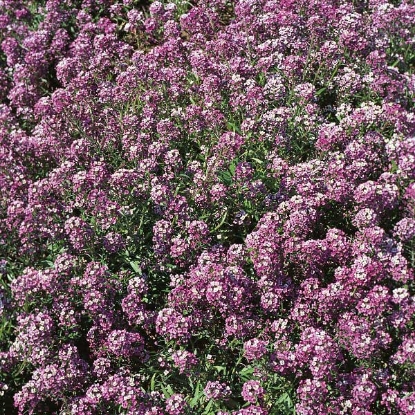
[0,1,414,414]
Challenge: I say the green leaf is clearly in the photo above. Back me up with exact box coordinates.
[165,263,177,269]
[160,384,173,398]
[316,87,326,96]
[251,157,264,165]
[202,399,214,415]
[217,170,232,186]
[213,365,227,375]
[41,260,54,268]
[229,158,239,175]
[129,261,142,274]
[226,121,241,134]
[190,381,204,408]
[239,366,254,381]
[150,373,156,391]
[213,210,228,232]
[7,273,15,283]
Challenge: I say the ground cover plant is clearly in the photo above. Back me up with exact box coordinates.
[0,0,415,414]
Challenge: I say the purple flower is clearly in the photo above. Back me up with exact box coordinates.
[242,380,265,404]
[102,232,125,253]
[166,393,187,415]
[156,308,191,342]
[106,330,146,359]
[204,381,231,400]
[243,339,268,362]
[171,350,199,374]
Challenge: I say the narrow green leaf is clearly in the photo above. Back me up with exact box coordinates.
[129,261,142,274]
[202,399,214,415]
[213,210,228,232]
[190,381,204,408]
[213,365,227,375]
[316,87,326,96]
[160,384,171,398]
[150,373,156,391]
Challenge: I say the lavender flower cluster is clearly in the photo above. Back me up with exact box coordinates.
[1,0,415,414]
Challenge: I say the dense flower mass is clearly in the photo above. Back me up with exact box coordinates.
[0,0,414,414]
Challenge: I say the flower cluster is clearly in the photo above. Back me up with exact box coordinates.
[204,381,232,400]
